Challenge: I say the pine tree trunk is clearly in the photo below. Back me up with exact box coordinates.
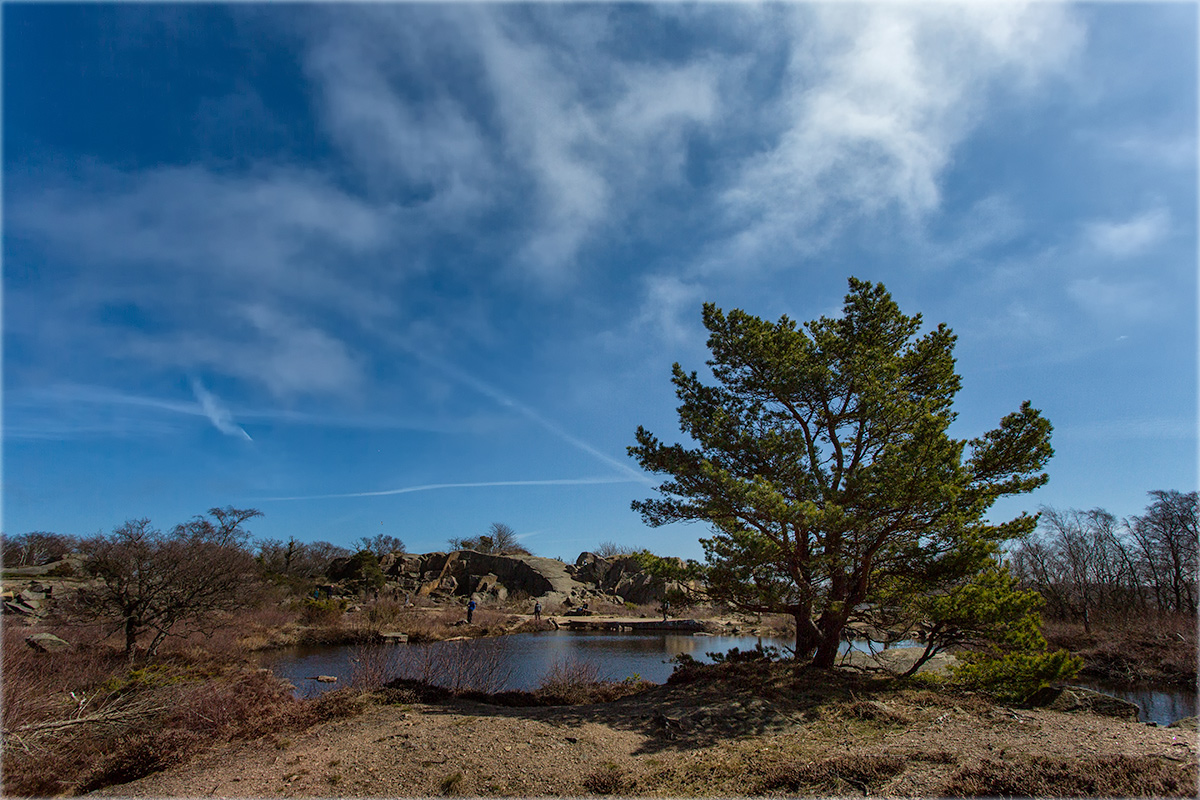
[794,612,820,660]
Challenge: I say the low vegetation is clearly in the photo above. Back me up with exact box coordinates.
[1,625,366,797]
[2,482,1194,796]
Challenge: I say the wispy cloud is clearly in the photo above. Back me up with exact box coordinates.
[5,384,222,441]
[1066,277,1160,322]
[5,383,507,441]
[189,379,252,440]
[259,476,639,502]
[707,3,1082,273]
[1059,417,1197,442]
[1082,208,1171,258]
[9,166,389,399]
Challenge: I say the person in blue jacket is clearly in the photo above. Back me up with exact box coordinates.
[467,598,477,624]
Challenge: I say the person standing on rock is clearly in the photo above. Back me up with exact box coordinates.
[661,599,670,622]
[533,601,542,621]
[467,598,476,624]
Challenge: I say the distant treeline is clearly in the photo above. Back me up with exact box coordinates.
[1010,490,1198,630]
[0,527,404,579]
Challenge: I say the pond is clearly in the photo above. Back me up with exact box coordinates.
[255,632,1196,726]
[257,631,912,698]
[1073,680,1197,727]
[257,631,787,698]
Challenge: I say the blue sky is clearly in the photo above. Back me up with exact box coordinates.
[4,2,1196,560]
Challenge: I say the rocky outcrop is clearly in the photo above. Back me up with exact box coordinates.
[3,581,57,618]
[413,551,580,604]
[325,549,673,606]
[574,552,686,605]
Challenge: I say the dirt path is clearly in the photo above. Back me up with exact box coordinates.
[92,677,1197,798]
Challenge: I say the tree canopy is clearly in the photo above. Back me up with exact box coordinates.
[630,278,1057,670]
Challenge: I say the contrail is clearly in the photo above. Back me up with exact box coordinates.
[190,379,253,440]
[258,476,640,502]
[397,345,653,485]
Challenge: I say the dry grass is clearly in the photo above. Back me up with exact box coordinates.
[1,626,127,733]
[941,754,1198,797]
[1043,612,1197,686]
[581,762,638,795]
[755,753,908,794]
[1,630,366,796]
[822,698,915,726]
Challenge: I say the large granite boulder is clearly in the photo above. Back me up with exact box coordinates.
[574,552,688,605]
[1028,686,1140,721]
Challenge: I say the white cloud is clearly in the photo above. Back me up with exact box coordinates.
[12,166,397,318]
[305,5,727,283]
[303,10,496,216]
[635,275,707,347]
[709,2,1083,272]
[1082,208,1171,258]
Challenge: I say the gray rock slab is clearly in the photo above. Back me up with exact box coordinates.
[25,632,72,653]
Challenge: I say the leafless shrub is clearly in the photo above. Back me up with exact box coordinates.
[536,659,605,704]
[582,762,637,794]
[942,754,1197,797]
[539,658,602,689]
[365,599,403,627]
[302,687,370,723]
[385,639,514,694]
[755,753,906,793]
[1,627,126,732]
[348,644,404,691]
[594,541,637,558]
[1,650,345,796]
[79,728,204,792]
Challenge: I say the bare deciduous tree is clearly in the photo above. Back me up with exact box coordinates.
[594,541,637,558]
[448,522,530,555]
[1012,491,1198,624]
[1,531,78,567]
[69,507,263,660]
[1130,490,1198,614]
[352,533,407,558]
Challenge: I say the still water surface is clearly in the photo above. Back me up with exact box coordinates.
[257,631,1195,725]
[258,631,788,698]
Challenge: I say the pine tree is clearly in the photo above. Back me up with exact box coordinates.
[630,278,1055,668]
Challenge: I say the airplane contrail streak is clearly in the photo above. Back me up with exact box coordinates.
[398,345,653,485]
[258,476,640,502]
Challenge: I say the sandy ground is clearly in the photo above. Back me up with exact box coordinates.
[91,663,1197,798]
